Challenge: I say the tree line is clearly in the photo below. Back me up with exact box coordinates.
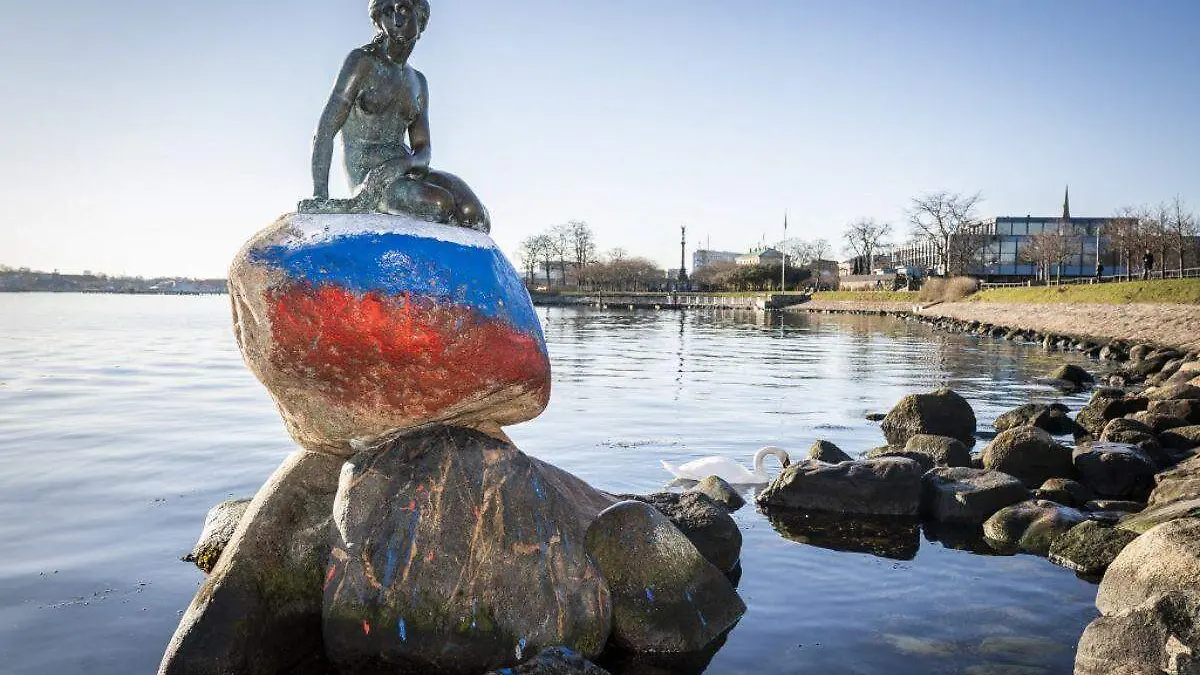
[518,222,670,292]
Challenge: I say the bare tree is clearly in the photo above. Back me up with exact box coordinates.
[842,219,893,272]
[776,238,814,267]
[1166,197,1197,277]
[809,238,832,263]
[517,235,547,284]
[907,191,984,275]
[1021,226,1080,283]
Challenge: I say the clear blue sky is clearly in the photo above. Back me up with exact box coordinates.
[1,0,1197,277]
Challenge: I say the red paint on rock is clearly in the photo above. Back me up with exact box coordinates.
[265,284,550,418]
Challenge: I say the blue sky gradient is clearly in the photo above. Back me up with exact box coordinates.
[1,1,1197,276]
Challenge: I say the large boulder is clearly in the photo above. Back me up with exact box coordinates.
[982,500,1088,556]
[182,498,252,574]
[1150,456,1200,506]
[994,403,1077,436]
[1148,384,1200,402]
[880,389,977,446]
[1097,518,1200,616]
[1149,399,1200,425]
[324,426,615,674]
[756,458,923,516]
[920,467,1029,523]
[1161,426,1200,452]
[1076,591,1200,675]
[229,213,552,456]
[585,501,745,654]
[981,426,1075,488]
[1073,442,1157,500]
[1047,520,1139,576]
[1130,411,1191,435]
[807,440,852,464]
[159,451,343,675]
[618,492,742,573]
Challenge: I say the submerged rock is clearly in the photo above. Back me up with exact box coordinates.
[585,501,745,654]
[619,492,742,573]
[1047,520,1139,577]
[921,467,1029,523]
[689,476,745,512]
[982,500,1088,556]
[183,498,252,574]
[484,647,611,675]
[807,440,852,464]
[981,427,1075,489]
[229,213,552,456]
[1045,364,1094,392]
[324,426,615,674]
[880,388,977,446]
[1073,442,1157,500]
[756,458,923,516]
[159,451,343,675]
[1098,518,1200,616]
[1076,590,1200,675]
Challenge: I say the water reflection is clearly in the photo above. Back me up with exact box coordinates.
[763,508,921,561]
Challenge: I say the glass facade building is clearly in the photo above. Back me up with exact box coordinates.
[893,216,1136,281]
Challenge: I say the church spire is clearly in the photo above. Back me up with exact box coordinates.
[1062,185,1071,220]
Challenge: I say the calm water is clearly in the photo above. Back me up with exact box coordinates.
[0,294,1102,674]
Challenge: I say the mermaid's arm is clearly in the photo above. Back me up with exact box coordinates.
[311,50,370,199]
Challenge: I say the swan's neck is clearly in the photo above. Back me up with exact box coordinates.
[753,446,791,476]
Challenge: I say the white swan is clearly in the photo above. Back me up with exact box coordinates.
[661,446,792,485]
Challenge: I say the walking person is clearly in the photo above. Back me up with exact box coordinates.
[1142,250,1155,281]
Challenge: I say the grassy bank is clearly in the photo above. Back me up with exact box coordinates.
[811,291,919,303]
[970,279,1200,306]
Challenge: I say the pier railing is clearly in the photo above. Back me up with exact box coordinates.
[529,292,809,311]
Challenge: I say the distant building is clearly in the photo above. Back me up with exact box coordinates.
[809,259,840,290]
[693,249,740,271]
[892,189,1146,281]
[735,247,785,266]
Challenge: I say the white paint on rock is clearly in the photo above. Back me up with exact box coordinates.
[284,213,497,250]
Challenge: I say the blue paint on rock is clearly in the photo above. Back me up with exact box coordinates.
[252,232,543,341]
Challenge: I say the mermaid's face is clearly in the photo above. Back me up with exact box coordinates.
[375,1,423,47]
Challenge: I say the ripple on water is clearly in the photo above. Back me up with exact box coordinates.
[0,297,1100,674]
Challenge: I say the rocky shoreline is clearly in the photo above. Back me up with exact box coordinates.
[790,299,1200,353]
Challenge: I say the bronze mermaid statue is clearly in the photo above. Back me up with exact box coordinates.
[299,0,490,233]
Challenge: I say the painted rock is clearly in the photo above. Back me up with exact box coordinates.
[229,213,551,455]
[324,426,615,674]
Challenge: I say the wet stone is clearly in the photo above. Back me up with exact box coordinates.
[483,647,611,675]
[585,501,745,655]
[1047,520,1139,577]
[880,388,977,447]
[324,426,615,674]
[183,498,252,574]
[981,427,1075,489]
[807,440,852,464]
[688,476,745,512]
[757,458,923,517]
[982,500,1088,556]
[617,492,742,573]
[921,467,1030,524]
[1072,442,1157,500]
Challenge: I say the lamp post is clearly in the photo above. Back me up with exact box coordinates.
[781,211,788,292]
